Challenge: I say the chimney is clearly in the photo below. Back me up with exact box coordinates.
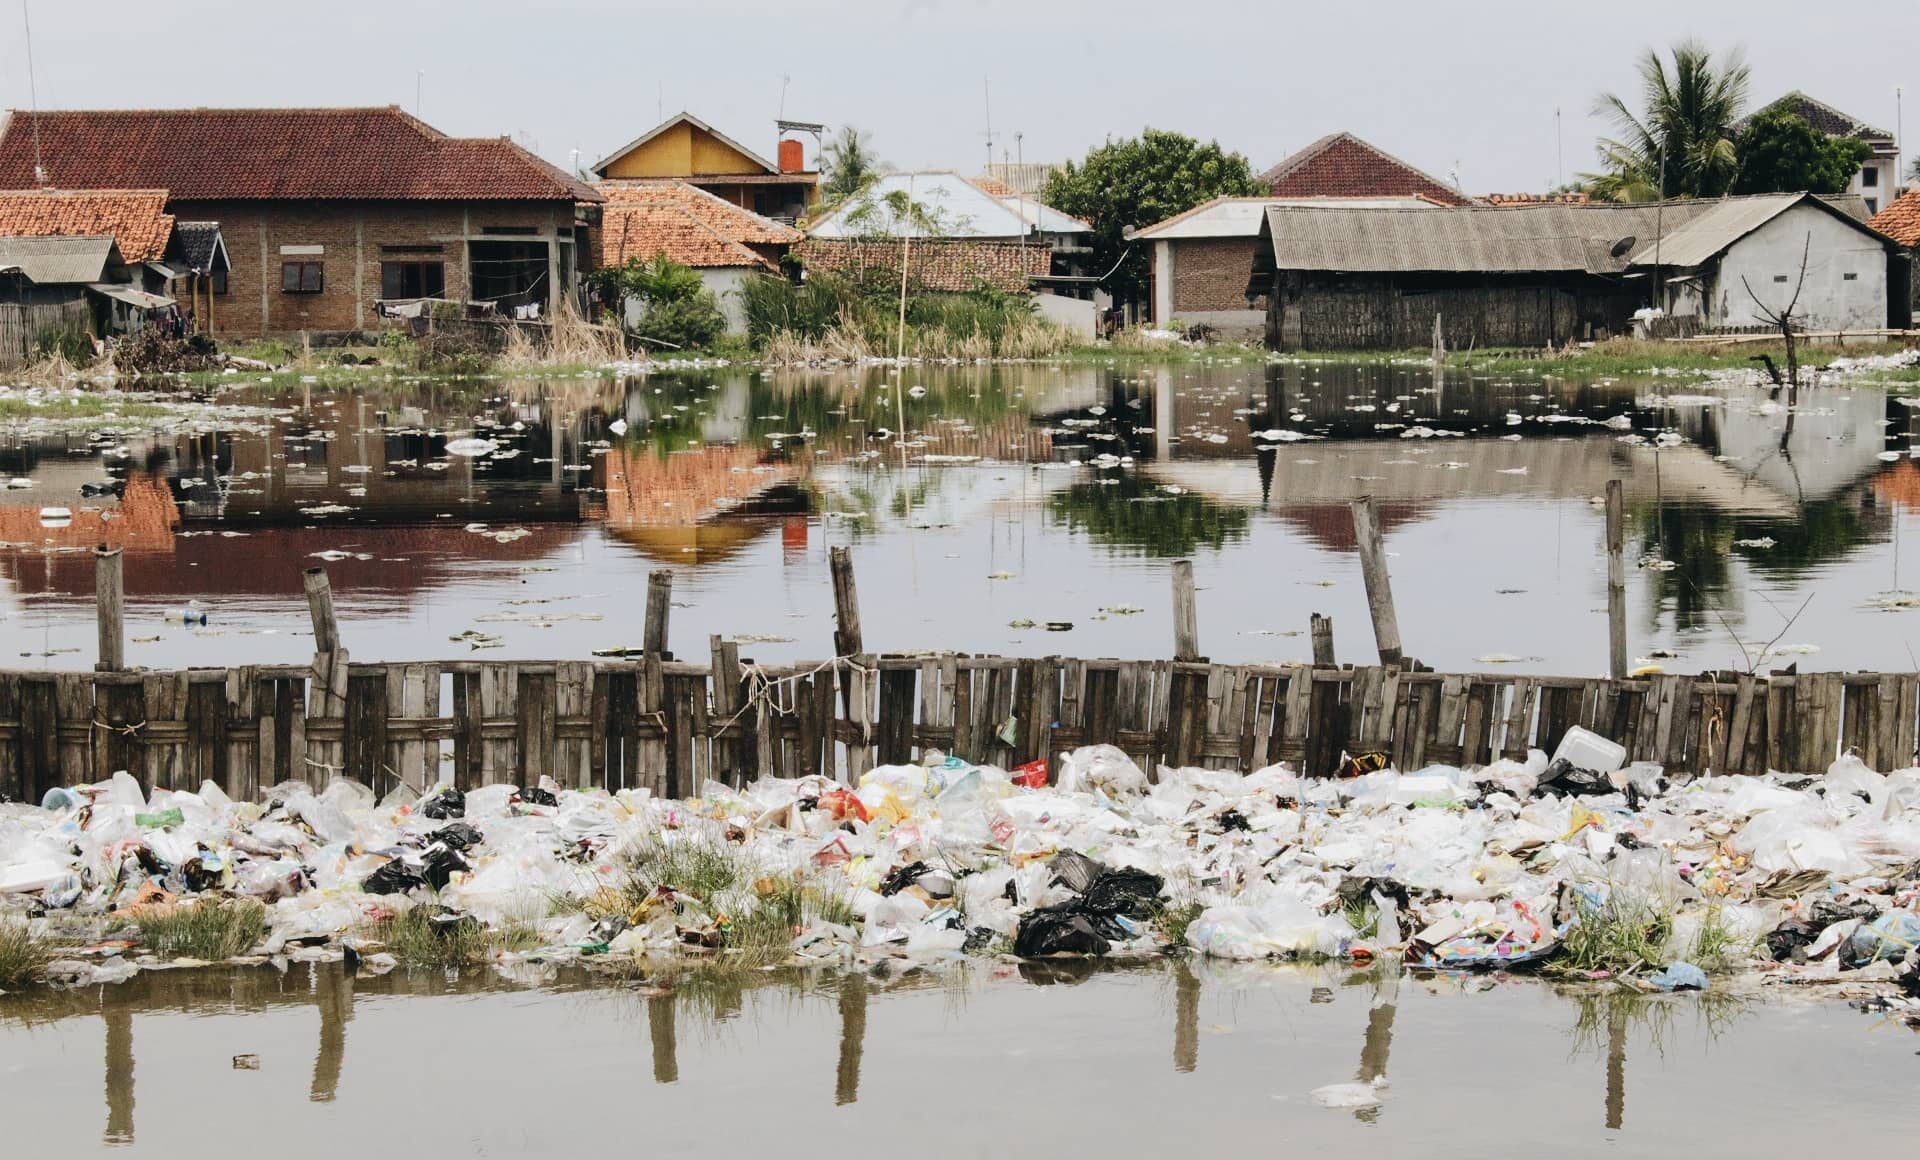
[777,138,805,174]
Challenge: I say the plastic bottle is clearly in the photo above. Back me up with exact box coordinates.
[166,607,210,626]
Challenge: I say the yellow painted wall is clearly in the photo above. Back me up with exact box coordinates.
[602,120,768,179]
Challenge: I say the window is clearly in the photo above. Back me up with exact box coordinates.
[479,225,538,236]
[1866,198,1880,214]
[381,243,444,255]
[1844,271,1860,281]
[281,262,323,294]
[1864,166,1880,187]
[210,268,228,296]
[381,260,445,300]
[1773,275,1789,283]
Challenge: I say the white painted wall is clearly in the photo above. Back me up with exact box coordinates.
[1035,291,1097,338]
[1712,203,1887,329]
[1852,156,1896,216]
[1152,240,1172,325]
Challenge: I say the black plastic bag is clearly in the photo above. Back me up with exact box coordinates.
[1080,868,1165,919]
[1537,759,1614,798]
[1014,903,1122,957]
[363,859,428,895]
[429,822,484,852]
[880,860,931,896]
[1766,919,1820,963]
[420,846,470,891]
[519,785,559,807]
[420,786,466,820]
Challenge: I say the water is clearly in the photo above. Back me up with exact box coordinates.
[4,359,1920,674]
[0,961,1911,1156]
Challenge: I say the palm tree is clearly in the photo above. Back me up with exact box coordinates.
[1586,41,1750,202]
[820,126,880,205]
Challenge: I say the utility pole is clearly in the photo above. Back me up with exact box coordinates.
[415,69,424,118]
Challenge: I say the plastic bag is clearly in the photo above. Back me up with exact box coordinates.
[1012,759,1048,789]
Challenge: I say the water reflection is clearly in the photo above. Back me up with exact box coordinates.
[0,359,1914,671]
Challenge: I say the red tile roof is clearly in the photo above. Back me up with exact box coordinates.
[970,175,1017,198]
[597,180,800,269]
[795,237,1051,292]
[0,187,173,261]
[0,107,601,202]
[1261,132,1473,206]
[1869,188,1920,247]
[1484,191,1591,206]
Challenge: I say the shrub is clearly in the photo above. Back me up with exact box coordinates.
[0,919,53,988]
[137,899,268,960]
[594,256,728,351]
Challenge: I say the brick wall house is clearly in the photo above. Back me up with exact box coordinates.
[0,107,601,338]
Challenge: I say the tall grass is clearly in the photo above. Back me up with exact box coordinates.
[0,919,54,988]
[741,273,1073,362]
[138,899,269,960]
[1556,890,1673,976]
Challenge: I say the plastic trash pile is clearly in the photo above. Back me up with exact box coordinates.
[4,727,1920,1003]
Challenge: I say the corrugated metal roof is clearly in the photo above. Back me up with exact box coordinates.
[806,172,1031,239]
[1259,202,1713,274]
[1137,196,1440,240]
[1624,194,1890,267]
[0,235,116,283]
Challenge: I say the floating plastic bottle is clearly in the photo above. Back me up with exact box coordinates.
[166,607,210,626]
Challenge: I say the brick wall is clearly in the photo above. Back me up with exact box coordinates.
[1170,237,1264,312]
[171,200,575,338]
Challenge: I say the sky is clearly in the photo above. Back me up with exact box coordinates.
[2,0,1918,194]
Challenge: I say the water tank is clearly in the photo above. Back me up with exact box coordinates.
[777,138,805,174]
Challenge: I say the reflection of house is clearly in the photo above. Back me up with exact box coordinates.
[595,180,801,335]
[591,445,800,564]
[1260,133,1474,206]
[1633,193,1895,331]
[1131,195,1440,338]
[0,107,601,335]
[590,113,817,223]
[1740,93,1898,214]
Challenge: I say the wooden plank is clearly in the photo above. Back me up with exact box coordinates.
[1461,681,1495,768]
[555,661,593,789]
[589,669,613,790]
[345,668,389,790]
[223,668,257,801]
[184,676,225,792]
[1898,675,1920,770]
[1304,671,1346,777]
[1430,675,1468,767]
[141,672,190,793]
[1083,665,1116,749]
[1725,676,1758,773]
[877,666,917,765]
[1167,667,1207,768]
[17,677,54,803]
[1501,677,1536,760]
[638,654,666,792]
[938,655,962,755]
[452,671,481,791]
[305,650,350,781]
[1279,663,1312,766]
[55,673,93,787]
[709,638,746,785]
[96,679,145,788]
[517,669,556,788]
[952,662,976,761]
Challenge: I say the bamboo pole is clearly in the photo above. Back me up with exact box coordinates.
[94,545,124,672]
[1606,478,1628,680]
[1350,496,1404,667]
[303,567,340,653]
[644,569,673,658]
[830,547,863,657]
[1171,560,1199,661]
[1310,613,1335,666]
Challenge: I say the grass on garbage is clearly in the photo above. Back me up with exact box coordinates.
[137,899,269,961]
[623,834,746,906]
[0,919,54,988]
[1152,901,1206,950]
[1555,891,1674,977]
[372,907,543,968]
[1684,905,1750,974]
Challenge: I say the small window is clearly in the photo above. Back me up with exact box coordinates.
[281,262,323,294]
[1773,275,1790,283]
[380,243,444,255]
[1864,167,1880,188]
[210,268,228,296]
[479,225,538,236]
[1866,198,1880,214]
[1844,271,1860,281]
[381,260,446,300]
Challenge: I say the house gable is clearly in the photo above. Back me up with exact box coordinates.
[593,113,776,180]
[1259,133,1473,207]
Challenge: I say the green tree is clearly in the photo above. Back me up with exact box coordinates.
[1586,40,1750,201]
[820,126,880,205]
[589,255,727,350]
[1731,110,1872,194]
[1042,129,1264,303]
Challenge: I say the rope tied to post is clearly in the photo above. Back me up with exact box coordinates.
[91,717,148,737]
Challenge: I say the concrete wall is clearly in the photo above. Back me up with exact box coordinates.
[622,266,755,338]
[1034,291,1097,338]
[1853,155,1897,216]
[1712,203,1887,329]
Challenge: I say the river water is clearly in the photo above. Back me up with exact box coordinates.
[3,358,1919,674]
[0,961,1910,1156]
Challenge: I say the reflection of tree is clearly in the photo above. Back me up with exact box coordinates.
[1048,471,1250,557]
[1634,488,1884,633]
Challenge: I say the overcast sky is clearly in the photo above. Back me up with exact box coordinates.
[4,0,1918,193]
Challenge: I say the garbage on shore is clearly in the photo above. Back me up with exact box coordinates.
[3,732,1920,1012]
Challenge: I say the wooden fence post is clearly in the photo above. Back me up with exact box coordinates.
[1171,560,1199,661]
[303,567,340,653]
[829,547,870,779]
[830,547,863,657]
[644,569,673,658]
[1606,479,1628,681]
[1349,496,1404,667]
[95,546,124,672]
[1310,613,1335,666]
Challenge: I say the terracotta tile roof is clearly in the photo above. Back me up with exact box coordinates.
[795,237,1051,292]
[1260,132,1474,206]
[597,180,799,269]
[970,175,1017,197]
[0,107,601,202]
[1484,191,1590,206]
[1869,188,1920,247]
[0,187,173,261]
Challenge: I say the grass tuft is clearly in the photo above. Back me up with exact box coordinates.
[1555,890,1673,976]
[137,899,269,960]
[0,919,55,988]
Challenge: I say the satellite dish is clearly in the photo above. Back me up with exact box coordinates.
[1610,235,1638,258]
